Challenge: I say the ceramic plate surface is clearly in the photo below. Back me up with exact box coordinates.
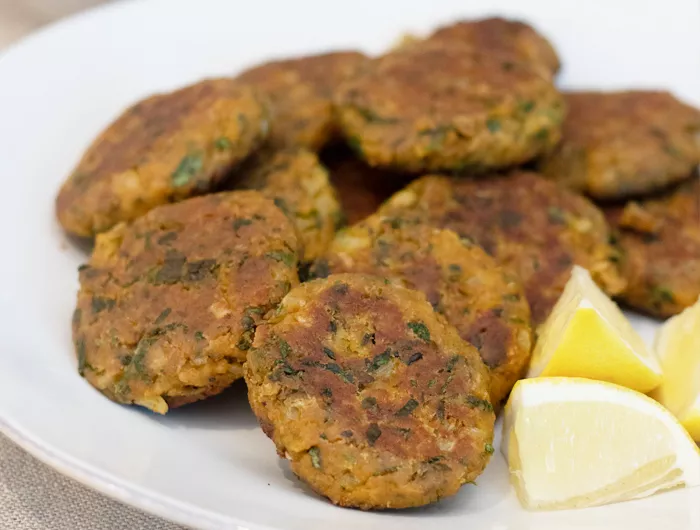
[1,0,699,528]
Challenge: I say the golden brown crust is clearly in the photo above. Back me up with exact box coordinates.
[314,218,532,406]
[229,147,343,262]
[56,79,270,236]
[424,17,561,75]
[540,91,700,199]
[245,274,494,509]
[334,44,564,173]
[607,177,700,317]
[73,191,300,413]
[236,51,368,149]
[379,172,625,324]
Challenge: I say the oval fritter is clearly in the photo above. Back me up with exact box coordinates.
[423,17,561,76]
[540,91,700,200]
[245,273,495,509]
[607,177,700,317]
[334,44,564,173]
[378,172,626,324]
[314,217,532,407]
[321,145,414,225]
[73,191,300,414]
[230,147,342,262]
[56,79,270,237]
[236,51,368,149]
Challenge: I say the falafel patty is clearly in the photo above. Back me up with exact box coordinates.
[236,51,368,149]
[231,147,342,262]
[539,91,700,200]
[607,177,700,317]
[378,172,625,324]
[334,44,564,173]
[321,145,413,225]
[73,191,300,414]
[423,17,561,76]
[245,273,494,509]
[56,79,270,237]
[314,217,532,406]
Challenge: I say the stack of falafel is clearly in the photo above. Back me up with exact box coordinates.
[56,17,700,510]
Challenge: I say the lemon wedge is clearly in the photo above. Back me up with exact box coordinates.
[527,265,662,393]
[651,298,700,441]
[502,377,700,510]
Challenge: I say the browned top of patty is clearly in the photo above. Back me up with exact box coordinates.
[56,79,270,236]
[245,273,494,509]
[540,91,700,199]
[315,218,532,406]
[74,191,299,413]
[334,44,564,172]
[236,51,368,149]
[425,17,561,75]
[379,172,625,324]
[607,177,700,317]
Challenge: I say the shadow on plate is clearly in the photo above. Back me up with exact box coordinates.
[146,380,260,432]
[278,459,323,499]
[60,230,94,256]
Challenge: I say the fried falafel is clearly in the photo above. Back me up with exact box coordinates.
[73,191,300,413]
[245,273,494,509]
[56,79,270,237]
[334,44,564,173]
[236,51,368,149]
[607,177,700,317]
[314,217,532,406]
[540,91,700,200]
[231,147,342,262]
[378,172,625,324]
[423,17,560,76]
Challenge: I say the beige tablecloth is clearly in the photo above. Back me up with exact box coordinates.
[0,433,186,530]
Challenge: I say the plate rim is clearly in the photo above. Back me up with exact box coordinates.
[0,413,277,530]
[0,4,261,527]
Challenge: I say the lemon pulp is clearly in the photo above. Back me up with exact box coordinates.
[528,266,661,393]
[651,298,700,441]
[503,377,700,510]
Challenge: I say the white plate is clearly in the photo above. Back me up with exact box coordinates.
[1,0,699,528]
